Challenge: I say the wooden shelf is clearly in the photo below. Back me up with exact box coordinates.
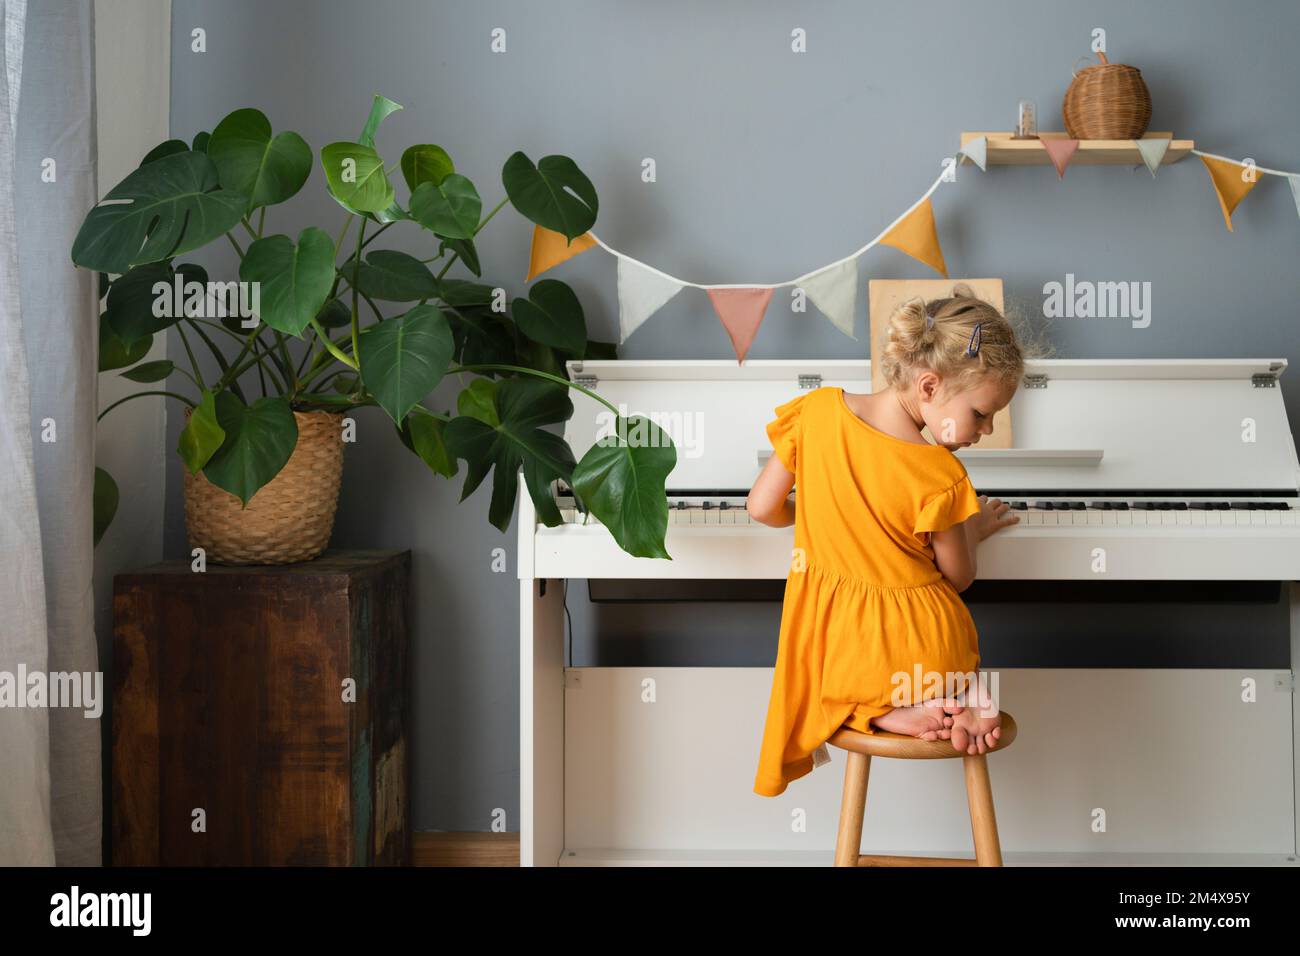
[959,131,1194,166]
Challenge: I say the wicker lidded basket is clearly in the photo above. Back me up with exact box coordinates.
[183,408,345,565]
[1062,51,1152,139]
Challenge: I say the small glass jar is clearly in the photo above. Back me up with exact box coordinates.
[1014,99,1038,139]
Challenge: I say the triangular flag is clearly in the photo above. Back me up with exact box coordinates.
[1134,138,1170,177]
[1042,138,1079,179]
[959,136,988,172]
[526,225,597,281]
[794,258,857,340]
[1198,154,1260,232]
[616,257,685,342]
[879,198,947,277]
[1290,174,1300,224]
[706,287,773,364]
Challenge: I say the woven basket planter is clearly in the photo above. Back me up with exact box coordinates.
[183,408,345,566]
[1062,51,1151,140]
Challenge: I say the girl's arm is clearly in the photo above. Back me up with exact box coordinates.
[933,495,1019,592]
[931,522,976,592]
[746,454,796,527]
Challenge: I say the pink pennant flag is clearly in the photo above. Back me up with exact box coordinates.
[1042,138,1079,179]
[706,287,773,364]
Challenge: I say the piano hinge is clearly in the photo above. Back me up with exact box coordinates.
[1251,372,1278,388]
[798,374,822,390]
[1274,673,1295,693]
[1022,373,1048,389]
[573,373,598,389]
[564,670,582,690]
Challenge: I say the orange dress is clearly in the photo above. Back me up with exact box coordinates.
[753,386,984,797]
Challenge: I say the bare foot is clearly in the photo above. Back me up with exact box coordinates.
[949,706,1002,755]
[869,699,962,741]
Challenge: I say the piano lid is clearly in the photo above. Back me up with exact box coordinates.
[561,358,1299,494]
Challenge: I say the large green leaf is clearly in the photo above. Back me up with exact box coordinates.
[178,390,226,474]
[98,314,152,371]
[352,249,438,301]
[400,144,454,191]
[408,174,481,239]
[512,279,587,354]
[104,261,208,347]
[571,414,676,559]
[93,467,119,546]
[501,151,598,241]
[71,150,248,273]
[396,406,457,477]
[139,139,189,165]
[208,108,312,212]
[238,227,335,335]
[358,304,454,423]
[321,141,394,214]
[202,393,298,506]
[120,359,174,383]
[442,378,576,531]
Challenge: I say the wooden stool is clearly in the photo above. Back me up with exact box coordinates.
[828,710,1018,867]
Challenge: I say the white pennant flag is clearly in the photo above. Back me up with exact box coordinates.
[1135,138,1171,177]
[1289,174,1300,224]
[960,135,987,172]
[795,258,857,340]
[617,256,685,342]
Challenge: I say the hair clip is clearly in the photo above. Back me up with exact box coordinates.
[965,321,983,357]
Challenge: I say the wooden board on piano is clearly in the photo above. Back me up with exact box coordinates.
[868,278,1013,449]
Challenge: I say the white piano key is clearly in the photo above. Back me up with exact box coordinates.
[1176,510,1191,526]
[1190,511,1206,526]
[1251,511,1266,527]
[1027,511,1043,525]
[1266,509,1281,527]
[1087,510,1103,525]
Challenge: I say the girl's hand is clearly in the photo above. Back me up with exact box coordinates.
[967,495,1019,541]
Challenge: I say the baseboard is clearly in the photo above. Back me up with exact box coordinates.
[412,831,519,866]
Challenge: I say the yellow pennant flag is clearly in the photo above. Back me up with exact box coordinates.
[526,226,597,281]
[879,197,948,277]
[1198,154,1259,232]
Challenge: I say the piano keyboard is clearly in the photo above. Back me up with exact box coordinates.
[553,497,1300,527]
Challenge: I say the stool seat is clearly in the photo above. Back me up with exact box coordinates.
[828,710,1018,760]
[828,709,1018,867]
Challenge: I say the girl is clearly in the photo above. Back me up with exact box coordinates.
[749,285,1024,797]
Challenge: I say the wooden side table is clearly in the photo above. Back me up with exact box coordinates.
[111,549,411,865]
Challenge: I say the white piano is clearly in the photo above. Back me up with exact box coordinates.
[518,358,1300,866]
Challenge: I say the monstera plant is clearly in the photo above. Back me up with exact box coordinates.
[75,94,675,559]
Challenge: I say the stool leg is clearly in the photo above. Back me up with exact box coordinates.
[962,754,1003,866]
[833,751,871,867]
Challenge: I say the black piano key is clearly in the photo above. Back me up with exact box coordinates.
[1035,501,1053,510]
[1172,502,1187,509]
[1157,502,1172,510]
[1114,501,1129,509]
[1099,501,1112,509]
[1070,501,1086,510]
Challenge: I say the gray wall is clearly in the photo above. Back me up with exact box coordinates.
[163,0,1300,831]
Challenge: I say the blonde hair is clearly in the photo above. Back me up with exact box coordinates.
[877,282,1029,397]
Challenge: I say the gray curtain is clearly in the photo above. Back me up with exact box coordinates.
[0,0,101,866]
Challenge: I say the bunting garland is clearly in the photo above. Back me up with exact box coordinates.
[524,134,1300,361]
